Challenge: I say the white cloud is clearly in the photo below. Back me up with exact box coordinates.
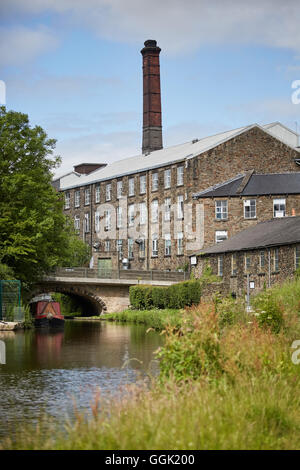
[0,25,58,66]
[1,0,300,54]
[54,128,140,176]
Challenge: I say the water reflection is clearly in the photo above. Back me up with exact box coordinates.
[0,320,163,440]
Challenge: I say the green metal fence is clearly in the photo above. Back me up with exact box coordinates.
[0,280,22,322]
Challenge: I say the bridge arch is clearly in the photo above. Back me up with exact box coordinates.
[31,283,107,316]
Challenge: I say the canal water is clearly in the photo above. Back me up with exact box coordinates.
[0,320,163,441]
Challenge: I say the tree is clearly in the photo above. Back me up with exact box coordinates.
[0,106,88,284]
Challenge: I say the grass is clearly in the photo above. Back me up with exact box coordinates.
[3,278,300,450]
[101,308,183,330]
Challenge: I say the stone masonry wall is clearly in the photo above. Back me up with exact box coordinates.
[62,127,300,271]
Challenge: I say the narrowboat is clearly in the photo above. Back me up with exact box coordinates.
[30,294,65,328]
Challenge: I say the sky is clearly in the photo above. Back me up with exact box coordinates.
[1,0,300,177]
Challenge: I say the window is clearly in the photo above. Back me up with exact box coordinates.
[117,239,123,260]
[152,172,158,191]
[273,199,286,218]
[273,248,279,271]
[244,199,256,219]
[139,202,147,225]
[296,246,300,269]
[84,213,90,233]
[64,192,70,209]
[260,250,265,270]
[164,197,171,221]
[139,238,145,258]
[104,240,110,252]
[74,190,80,208]
[95,184,100,203]
[218,256,223,277]
[129,177,135,196]
[117,180,123,199]
[231,254,237,275]
[151,199,159,223]
[165,233,171,256]
[152,234,158,257]
[117,206,122,228]
[74,215,80,231]
[177,166,184,186]
[244,254,251,272]
[128,204,135,226]
[95,211,100,232]
[84,188,90,205]
[215,200,228,220]
[177,232,184,255]
[215,231,227,243]
[140,175,146,194]
[177,195,184,219]
[104,210,111,231]
[164,169,171,189]
[128,238,134,259]
[106,183,111,201]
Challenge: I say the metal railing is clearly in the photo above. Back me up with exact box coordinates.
[51,267,190,282]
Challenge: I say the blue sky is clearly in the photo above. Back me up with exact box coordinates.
[1,1,300,176]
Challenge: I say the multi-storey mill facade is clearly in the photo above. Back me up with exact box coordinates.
[56,40,300,272]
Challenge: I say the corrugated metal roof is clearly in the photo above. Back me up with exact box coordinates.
[196,216,300,256]
[193,172,300,198]
[59,122,300,190]
[60,124,251,190]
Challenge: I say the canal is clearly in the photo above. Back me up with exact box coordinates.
[0,320,163,441]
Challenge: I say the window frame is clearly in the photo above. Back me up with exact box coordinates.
[215,200,228,220]
[105,183,111,202]
[273,198,286,218]
[164,169,171,189]
[244,199,256,219]
[128,177,135,197]
[215,230,228,243]
[177,166,184,186]
[140,175,146,195]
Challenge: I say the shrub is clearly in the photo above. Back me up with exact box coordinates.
[129,280,202,310]
[217,296,246,329]
[251,291,284,334]
[157,304,225,382]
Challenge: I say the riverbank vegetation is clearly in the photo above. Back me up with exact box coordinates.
[3,277,300,449]
[102,308,182,330]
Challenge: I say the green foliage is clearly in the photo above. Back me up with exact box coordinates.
[252,291,284,334]
[157,306,225,382]
[103,308,182,330]
[61,232,90,267]
[0,263,15,280]
[129,280,202,310]
[217,296,247,329]
[0,106,85,284]
[22,302,34,328]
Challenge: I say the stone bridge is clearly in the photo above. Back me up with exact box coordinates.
[33,268,189,314]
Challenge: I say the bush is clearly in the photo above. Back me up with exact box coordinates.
[252,291,284,334]
[156,304,225,382]
[217,297,247,329]
[129,280,202,310]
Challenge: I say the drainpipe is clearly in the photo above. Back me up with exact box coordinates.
[268,248,271,288]
[146,170,150,270]
[90,184,93,260]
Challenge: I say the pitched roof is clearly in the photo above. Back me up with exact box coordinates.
[196,216,300,256]
[59,122,300,191]
[193,172,300,198]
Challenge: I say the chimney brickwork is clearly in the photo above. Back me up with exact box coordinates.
[141,39,163,153]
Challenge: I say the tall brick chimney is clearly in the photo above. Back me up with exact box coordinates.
[141,39,163,154]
